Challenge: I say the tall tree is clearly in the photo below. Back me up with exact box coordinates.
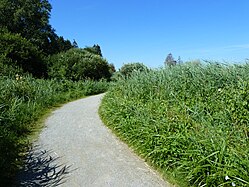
[73,40,78,48]
[0,30,47,77]
[0,0,73,55]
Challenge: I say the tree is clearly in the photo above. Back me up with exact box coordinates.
[0,0,73,55]
[120,63,149,77]
[0,30,47,78]
[50,36,73,54]
[73,40,78,48]
[164,53,176,66]
[84,44,102,57]
[93,44,102,57]
[108,63,116,75]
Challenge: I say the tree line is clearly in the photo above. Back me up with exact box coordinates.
[0,0,114,80]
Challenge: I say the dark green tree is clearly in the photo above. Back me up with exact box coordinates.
[0,0,73,55]
[84,44,102,57]
[73,40,78,48]
[108,63,116,75]
[0,30,47,77]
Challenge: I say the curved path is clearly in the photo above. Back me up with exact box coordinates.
[17,94,172,187]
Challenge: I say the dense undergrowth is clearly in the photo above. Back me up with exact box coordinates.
[0,75,109,184]
[100,63,249,187]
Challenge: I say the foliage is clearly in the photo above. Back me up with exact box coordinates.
[0,0,73,55]
[84,44,103,57]
[119,62,149,78]
[108,63,116,74]
[0,54,24,77]
[100,63,249,187]
[0,30,47,78]
[0,75,109,184]
[47,48,112,81]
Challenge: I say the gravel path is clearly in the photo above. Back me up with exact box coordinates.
[16,94,172,187]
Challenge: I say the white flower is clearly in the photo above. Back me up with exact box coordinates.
[225,176,230,180]
[218,88,222,92]
[232,182,236,186]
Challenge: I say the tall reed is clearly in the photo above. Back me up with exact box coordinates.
[100,63,249,186]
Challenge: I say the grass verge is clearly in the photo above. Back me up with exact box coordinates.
[99,63,249,187]
[0,75,109,185]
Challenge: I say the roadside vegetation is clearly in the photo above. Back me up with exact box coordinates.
[0,76,109,183]
[100,62,249,186]
[0,0,114,184]
[1,0,248,186]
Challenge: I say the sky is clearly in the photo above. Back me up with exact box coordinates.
[49,0,249,69]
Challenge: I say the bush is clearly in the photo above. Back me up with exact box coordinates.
[48,48,112,81]
[0,30,47,78]
[119,62,149,78]
[100,63,249,186]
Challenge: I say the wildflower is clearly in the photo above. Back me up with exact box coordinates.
[225,176,230,180]
[232,182,236,186]
[218,88,222,92]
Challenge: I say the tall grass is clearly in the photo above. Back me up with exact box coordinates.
[100,63,249,186]
[0,75,109,184]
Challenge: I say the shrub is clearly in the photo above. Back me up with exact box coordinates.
[119,62,149,78]
[48,48,112,81]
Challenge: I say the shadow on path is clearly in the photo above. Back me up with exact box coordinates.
[14,145,71,187]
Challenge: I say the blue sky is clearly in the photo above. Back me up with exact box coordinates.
[49,0,249,69]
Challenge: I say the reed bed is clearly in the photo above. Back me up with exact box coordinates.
[100,63,249,186]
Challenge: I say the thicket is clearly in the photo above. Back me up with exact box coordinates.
[0,75,109,184]
[47,48,112,81]
[100,63,249,187]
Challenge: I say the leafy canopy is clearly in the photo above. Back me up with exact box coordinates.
[0,29,47,78]
[0,0,73,55]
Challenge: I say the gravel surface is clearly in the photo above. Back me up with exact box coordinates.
[16,94,172,187]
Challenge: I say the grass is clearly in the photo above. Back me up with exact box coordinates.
[99,62,249,187]
[0,75,109,185]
